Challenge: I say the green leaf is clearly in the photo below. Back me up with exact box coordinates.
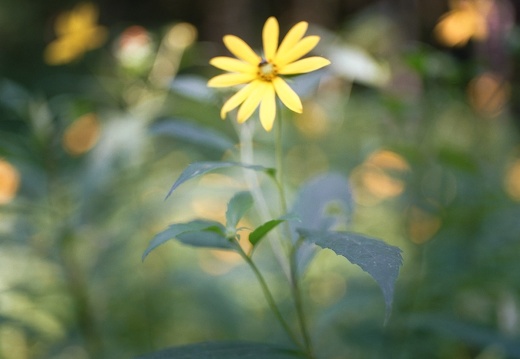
[297,229,402,322]
[149,118,235,152]
[136,341,303,359]
[142,220,227,261]
[290,173,353,273]
[249,219,285,246]
[249,214,298,247]
[226,191,253,232]
[165,162,273,199]
[176,227,233,250]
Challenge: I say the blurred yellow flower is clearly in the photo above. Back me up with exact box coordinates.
[62,113,101,156]
[0,159,20,205]
[44,2,108,65]
[208,17,330,131]
[434,0,492,47]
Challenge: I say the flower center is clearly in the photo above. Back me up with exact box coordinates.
[258,60,277,81]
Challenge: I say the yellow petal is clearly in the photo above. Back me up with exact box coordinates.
[207,73,256,87]
[223,35,261,65]
[66,3,98,33]
[237,81,268,123]
[278,56,330,75]
[220,82,256,118]
[275,21,308,62]
[434,10,477,46]
[89,27,108,49]
[259,84,276,131]
[44,38,83,64]
[273,77,302,113]
[263,17,279,61]
[276,36,320,67]
[209,57,256,73]
[76,3,98,25]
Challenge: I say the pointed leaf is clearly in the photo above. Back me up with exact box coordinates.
[249,214,299,247]
[136,341,303,359]
[166,162,273,199]
[249,219,285,247]
[297,229,402,322]
[226,191,254,231]
[149,118,235,152]
[142,220,225,260]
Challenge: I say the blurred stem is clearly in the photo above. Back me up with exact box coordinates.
[237,121,290,276]
[274,107,288,215]
[59,229,104,358]
[41,122,104,358]
[290,238,314,358]
[274,110,315,359]
[233,241,302,350]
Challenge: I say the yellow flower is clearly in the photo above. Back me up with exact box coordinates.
[434,0,491,47]
[44,2,108,65]
[208,17,330,131]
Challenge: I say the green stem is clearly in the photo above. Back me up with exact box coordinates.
[237,121,291,277]
[234,242,302,349]
[290,239,314,358]
[275,109,288,214]
[274,110,315,358]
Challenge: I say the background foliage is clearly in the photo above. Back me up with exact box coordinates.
[1,1,520,358]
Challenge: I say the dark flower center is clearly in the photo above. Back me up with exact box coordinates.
[258,59,277,81]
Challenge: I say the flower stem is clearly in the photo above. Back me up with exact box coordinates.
[237,121,291,277]
[290,238,314,358]
[274,109,315,358]
[275,107,288,214]
[233,241,302,349]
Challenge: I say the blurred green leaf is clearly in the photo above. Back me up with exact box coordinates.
[290,173,353,272]
[297,229,402,322]
[408,314,520,357]
[291,173,353,235]
[149,118,235,152]
[165,162,273,199]
[136,341,303,359]
[176,227,233,250]
[438,148,478,173]
[225,191,253,232]
[170,75,215,102]
[142,220,227,260]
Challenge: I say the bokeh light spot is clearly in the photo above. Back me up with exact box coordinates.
[467,72,510,117]
[62,113,101,156]
[504,159,520,201]
[0,159,20,205]
[407,206,442,244]
[350,150,410,205]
